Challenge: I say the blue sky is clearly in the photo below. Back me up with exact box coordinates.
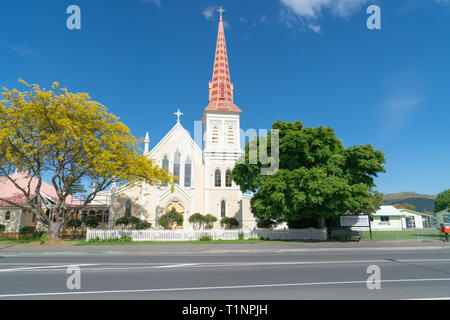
[1,0,449,195]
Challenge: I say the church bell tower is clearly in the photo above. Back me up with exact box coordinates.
[202,7,244,223]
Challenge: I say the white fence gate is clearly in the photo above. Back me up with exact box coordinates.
[86,228,327,242]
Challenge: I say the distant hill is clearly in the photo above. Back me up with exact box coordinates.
[383,192,436,213]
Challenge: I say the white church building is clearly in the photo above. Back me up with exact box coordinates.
[95,10,256,231]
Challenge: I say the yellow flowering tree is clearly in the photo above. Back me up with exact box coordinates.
[0,80,173,240]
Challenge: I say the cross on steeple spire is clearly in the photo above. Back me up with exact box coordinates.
[217,6,226,20]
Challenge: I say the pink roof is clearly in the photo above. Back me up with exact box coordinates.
[0,173,82,207]
[203,13,242,118]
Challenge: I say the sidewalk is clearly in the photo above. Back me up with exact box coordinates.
[1,240,450,256]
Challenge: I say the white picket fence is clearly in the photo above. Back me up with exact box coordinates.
[86,228,327,242]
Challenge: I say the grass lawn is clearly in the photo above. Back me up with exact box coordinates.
[361,229,444,241]
[76,239,273,246]
[0,238,82,246]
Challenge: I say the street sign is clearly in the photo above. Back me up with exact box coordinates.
[340,215,370,227]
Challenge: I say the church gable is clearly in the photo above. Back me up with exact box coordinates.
[149,123,202,164]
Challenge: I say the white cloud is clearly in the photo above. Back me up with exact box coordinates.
[141,0,161,7]
[278,0,371,33]
[280,0,370,19]
[202,6,216,20]
[308,24,321,33]
[381,72,424,137]
[223,20,232,29]
[0,41,39,57]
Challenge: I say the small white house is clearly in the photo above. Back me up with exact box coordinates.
[370,206,406,231]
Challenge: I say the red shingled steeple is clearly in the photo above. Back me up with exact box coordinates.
[203,7,242,117]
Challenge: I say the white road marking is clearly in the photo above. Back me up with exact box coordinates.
[0,264,98,273]
[1,258,449,273]
[408,297,450,300]
[1,278,450,298]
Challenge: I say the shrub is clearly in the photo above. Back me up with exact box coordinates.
[257,219,278,230]
[199,235,213,241]
[135,221,152,230]
[238,232,244,240]
[0,224,5,233]
[118,236,133,243]
[32,230,46,240]
[159,208,183,230]
[204,214,218,229]
[67,219,82,232]
[220,217,239,230]
[39,233,49,244]
[116,216,141,229]
[85,216,100,229]
[19,226,36,236]
[88,236,132,244]
[189,213,206,230]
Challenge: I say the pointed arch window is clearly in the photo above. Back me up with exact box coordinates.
[225,169,232,187]
[221,200,226,218]
[125,200,132,217]
[162,155,169,187]
[5,211,11,221]
[215,169,222,188]
[184,157,192,188]
[173,150,181,185]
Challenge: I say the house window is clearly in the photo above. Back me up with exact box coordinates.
[173,150,180,185]
[184,158,192,188]
[221,201,226,218]
[215,169,222,187]
[225,169,232,187]
[5,211,11,221]
[381,217,390,222]
[162,155,169,187]
[125,200,132,217]
[32,213,36,223]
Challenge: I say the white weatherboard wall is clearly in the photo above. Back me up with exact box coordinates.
[371,206,405,231]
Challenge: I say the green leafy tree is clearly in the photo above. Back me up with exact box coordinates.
[231,120,386,228]
[220,217,239,229]
[204,214,218,229]
[0,80,173,240]
[85,216,100,229]
[67,219,82,232]
[435,189,450,213]
[116,216,141,229]
[364,191,384,218]
[189,213,206,230]
[159,208,183,230]
[256,219,278,229]
[19,226,36,236]
[135,221,152,230]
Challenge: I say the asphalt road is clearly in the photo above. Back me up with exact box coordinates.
[1,244,450,300]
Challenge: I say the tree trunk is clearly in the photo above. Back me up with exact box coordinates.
[318,217,326,229]
[49,222,63,241]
